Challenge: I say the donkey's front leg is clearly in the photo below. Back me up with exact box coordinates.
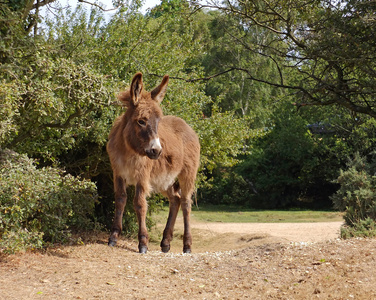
[108,176,127,247]
[134,183,149,253]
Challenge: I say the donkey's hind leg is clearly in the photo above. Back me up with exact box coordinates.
[108,176,127,247]
[179,176,196,254]
[181,194,192,253]
[160,182,181,253]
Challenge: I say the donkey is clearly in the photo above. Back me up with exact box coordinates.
[107,72,200,254]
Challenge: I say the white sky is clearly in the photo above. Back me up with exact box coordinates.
[42,0,162,18]
[86,0,162,13]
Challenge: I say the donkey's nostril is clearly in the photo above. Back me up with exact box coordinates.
[146,148,162,159]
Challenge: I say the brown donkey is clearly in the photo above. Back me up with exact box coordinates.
[107,72,200,254]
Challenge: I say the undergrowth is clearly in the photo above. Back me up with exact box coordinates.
[0,149,99,253]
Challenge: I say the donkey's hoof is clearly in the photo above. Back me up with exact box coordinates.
[161,245,170,253]
[183,247,191,254]
[139,245,148,254]
[108,239,117,247]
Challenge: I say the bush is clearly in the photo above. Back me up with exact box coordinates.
[0,149,98,253]
[199,168,253,206]
[340,218,376,239]
[331,153,376,238]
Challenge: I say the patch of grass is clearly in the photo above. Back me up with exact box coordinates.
[152,204,343,224]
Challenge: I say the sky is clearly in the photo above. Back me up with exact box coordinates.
[85,0,162,13]
[42,0,162,18]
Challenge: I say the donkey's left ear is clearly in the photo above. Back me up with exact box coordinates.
[151,75,169,104]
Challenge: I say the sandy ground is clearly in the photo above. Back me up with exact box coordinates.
[1,220,376,300]
[191,221,343,243]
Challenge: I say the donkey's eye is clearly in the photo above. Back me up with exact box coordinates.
[137,119,147,127]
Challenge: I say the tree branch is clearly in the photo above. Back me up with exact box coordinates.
[31,0,119,11]
[159,66,376,118]
[148,68,238,82]
[32,0,56,9]
[77,0,118,11]
[43,108,82,128]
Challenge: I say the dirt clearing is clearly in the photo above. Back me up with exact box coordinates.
[1,220,376,299]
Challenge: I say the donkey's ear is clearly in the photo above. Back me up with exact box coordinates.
[151,75,169,104]
[130,72,143,106]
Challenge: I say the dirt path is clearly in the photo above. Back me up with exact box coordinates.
[1,221,376,299]
[191,221,343,243]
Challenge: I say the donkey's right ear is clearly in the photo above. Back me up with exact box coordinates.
[130,72,143,106]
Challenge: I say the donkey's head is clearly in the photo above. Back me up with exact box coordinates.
[119,72,169,160]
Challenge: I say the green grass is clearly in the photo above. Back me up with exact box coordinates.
[152,204,343,224]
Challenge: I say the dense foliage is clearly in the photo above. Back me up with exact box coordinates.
[198,0,376,118]
[0,149,98,253]
[1,0,376,251]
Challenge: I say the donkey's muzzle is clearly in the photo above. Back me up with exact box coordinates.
[146,148,162,160]
[146,138,162,160]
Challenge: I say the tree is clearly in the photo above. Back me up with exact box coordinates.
[148,0,189,17]
[197,10,282,126]
[1,1,253,236]
[194,0,376,118]
[1,0,133,37]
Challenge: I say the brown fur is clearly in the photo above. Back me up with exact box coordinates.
[107,72,200,253]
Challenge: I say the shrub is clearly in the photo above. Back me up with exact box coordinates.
[0,149,98,253]
[199,168,253,206]
[331,153,376,238]
[340,218,376,239]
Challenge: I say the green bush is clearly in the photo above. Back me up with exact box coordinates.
[199,168,253,205]
[340,218,376,239]
[0,149,98,253]
[331,153,376,238]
